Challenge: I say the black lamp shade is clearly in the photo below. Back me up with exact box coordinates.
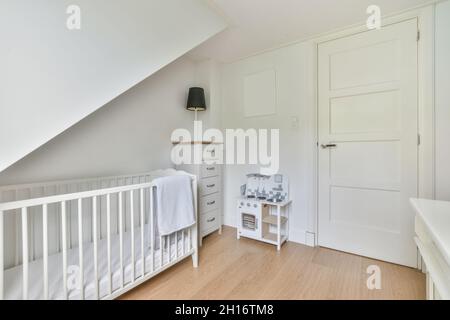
[187,87,206,111]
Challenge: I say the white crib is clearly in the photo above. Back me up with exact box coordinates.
[0,169,198,300]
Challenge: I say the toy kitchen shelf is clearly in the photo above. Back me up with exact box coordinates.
[237,197,291,251]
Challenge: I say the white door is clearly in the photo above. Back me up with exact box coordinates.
[318,19,418,267]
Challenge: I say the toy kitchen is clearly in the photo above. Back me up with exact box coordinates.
[237,174,291,250]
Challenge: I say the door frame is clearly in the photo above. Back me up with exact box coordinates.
[310,5,436,248]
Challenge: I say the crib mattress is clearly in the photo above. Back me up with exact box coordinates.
[3,227,189,300]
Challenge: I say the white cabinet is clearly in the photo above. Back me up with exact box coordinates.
[177,160,222,245]
[237,200,263,240]
[411,198,450,300]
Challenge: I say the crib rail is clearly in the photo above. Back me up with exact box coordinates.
[0,172,157,269]
[0,172,198,300]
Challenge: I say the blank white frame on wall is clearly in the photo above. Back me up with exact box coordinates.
[243,69,277,118]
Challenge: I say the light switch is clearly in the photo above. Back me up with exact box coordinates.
[291,116,299,129]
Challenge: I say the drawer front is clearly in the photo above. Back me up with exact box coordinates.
[201,210,220,234]
[199,176,220,196]
[200,193,219,213]
[201,164,219,178]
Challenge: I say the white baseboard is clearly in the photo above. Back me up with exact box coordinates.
[305,231,316,247]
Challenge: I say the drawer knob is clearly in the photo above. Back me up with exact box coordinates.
[206,167,215,171]
[206,184,215,188]
[207,217,216,223]
[207,201,216,205]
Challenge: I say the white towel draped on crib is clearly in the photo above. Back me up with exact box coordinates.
[154,175,196,236]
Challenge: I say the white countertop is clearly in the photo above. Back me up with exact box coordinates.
[238,196,292,207]
[410,198,450,267]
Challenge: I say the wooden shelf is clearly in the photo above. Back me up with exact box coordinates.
[262,215,288,225]
[262,233,288,244]
[262,232,278,242]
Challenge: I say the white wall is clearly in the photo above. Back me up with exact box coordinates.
[220,42,317,244]
[435,0,450,201]
[194,60,223,130]
[0,57,197,186]
[0,0,226,173]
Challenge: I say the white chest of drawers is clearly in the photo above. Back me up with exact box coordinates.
[177,162,222,245]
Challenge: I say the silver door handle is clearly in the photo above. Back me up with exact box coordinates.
[321,144,337,149]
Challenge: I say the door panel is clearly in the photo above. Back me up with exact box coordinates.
[318,19,418,267]
[330,90,401,134]
[330,186,401,233]
[330,141,401,190]
[330,39,399,90]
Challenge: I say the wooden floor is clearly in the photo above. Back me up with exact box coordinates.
[120,227,425,300]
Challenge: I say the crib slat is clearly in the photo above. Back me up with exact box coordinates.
[188,228,191,251]
[13,190,19,267]
[130,190,135,282]
[106,194,112,295]
[78,198,84,300]
[43,204,49,300]
[68,194,73,250]
[0,210,4,300]
[61,201,68,300]
[15,209,19,267]
[150,188,154,273]
[182,230,185,255]
[92,196,99,299]
[160,236,163,268]
[176,232,179,259]
[116,179,120,235]
[140,188,145,277]
[29,188,35,262]
[168,234,172,262]
[57,186,62,253]
[119,192,124,288]
[21,207,28,300]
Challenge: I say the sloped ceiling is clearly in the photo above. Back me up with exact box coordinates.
[189,0,433,62]
[0,0,226,173]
